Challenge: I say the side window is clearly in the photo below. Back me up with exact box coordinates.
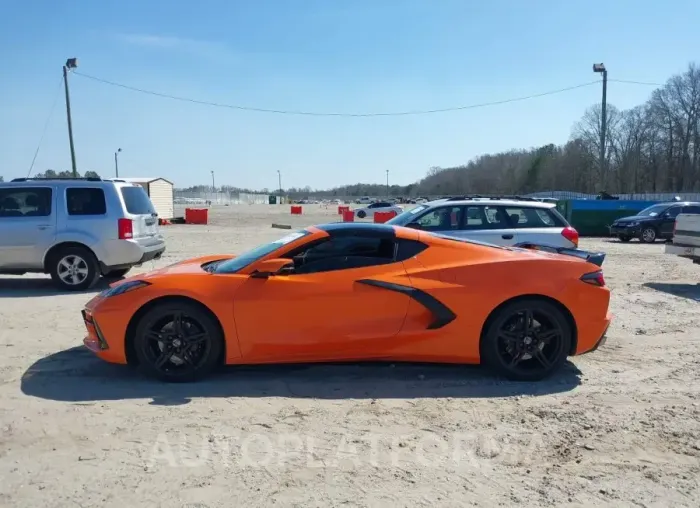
[416,206,463,231]
[682,205,700,214]
[503,207,562,228]
[463,206,508,230]
[293,235,397,274]
[66,188,107,216]
[0,187,52,217]
[665,206,681,218]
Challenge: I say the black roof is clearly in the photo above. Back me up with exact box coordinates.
[315,222,396,238]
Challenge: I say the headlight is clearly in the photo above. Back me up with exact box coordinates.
[100,280,151,297]
[628,221,639,227]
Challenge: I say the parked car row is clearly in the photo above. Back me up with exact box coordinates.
[610,200,700,243]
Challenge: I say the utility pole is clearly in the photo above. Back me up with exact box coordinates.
[63,58,79,177]
[277,170,282,195]
[114,148,121,178]
[593,63,608,186]
[386,169,389,197]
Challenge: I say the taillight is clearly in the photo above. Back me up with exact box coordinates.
[118,218,133,240]
[581,271,605,287]
[561,226,579,247]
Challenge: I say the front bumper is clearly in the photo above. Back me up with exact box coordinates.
[610,224,641,237]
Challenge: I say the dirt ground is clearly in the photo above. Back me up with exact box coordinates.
[1,204,699,507]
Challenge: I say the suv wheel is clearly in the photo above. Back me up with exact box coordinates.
[640,227,657,243]
[49,246,100,291]
[357,210,367,219]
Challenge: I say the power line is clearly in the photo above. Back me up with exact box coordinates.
[74,71,603,117]
[28,77,64,177]
[609,78,664,86]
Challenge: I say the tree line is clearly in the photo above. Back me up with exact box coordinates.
[299,62,700,198]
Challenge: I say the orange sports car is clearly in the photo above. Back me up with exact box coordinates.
[81,223,611,382]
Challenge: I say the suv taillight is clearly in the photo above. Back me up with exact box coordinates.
[581,271,605,287]
[118,218,133,240]
[562,226,579,247]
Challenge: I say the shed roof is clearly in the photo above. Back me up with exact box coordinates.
[113,177,174,186]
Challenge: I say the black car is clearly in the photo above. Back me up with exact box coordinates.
[610,201,700,243]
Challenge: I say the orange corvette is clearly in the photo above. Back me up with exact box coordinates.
[81,223,611,382]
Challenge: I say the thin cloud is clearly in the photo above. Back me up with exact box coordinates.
[114,33,239,63]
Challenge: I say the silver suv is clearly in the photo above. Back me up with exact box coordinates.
[0,177,166,290]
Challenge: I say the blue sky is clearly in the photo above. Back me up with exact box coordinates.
[1,0,698,190]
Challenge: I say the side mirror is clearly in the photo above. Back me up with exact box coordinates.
[250,258,292,279]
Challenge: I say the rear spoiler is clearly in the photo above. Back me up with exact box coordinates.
[513,242,606,267]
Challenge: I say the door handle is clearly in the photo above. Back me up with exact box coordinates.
[37,225,52,230]
[501,234,514,240]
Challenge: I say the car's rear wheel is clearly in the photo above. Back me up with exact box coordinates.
[133,301,223,382]
[640,227,657,243]
[480,299,572,381]
[104,268,131,279]
[49,245,100,291]
[357,210,367,219]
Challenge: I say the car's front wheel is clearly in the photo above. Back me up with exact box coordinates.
[357,210,367,219]
[480,298,572,381]
[133,301,223,382]
[640,227,657,243]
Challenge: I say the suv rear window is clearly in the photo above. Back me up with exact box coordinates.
[120,186,156,215]
[66,188,106,215]
[503,207,565,228]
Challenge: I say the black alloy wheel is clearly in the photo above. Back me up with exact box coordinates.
[133,302,223,382]
[481,299,571,381]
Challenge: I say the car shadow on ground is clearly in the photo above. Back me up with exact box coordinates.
[644,282,700,301]
[0,277,113,298]
[21,346,582,406]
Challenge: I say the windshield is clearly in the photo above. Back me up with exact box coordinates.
[214,230,310,274]
[386,205,429,226]
[637,204,669,217]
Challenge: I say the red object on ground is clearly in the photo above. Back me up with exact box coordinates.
[342,210,355,222]
[291,205,303,215]
[338,205,350,215]
[185,208,209,225]
[374,211,396,223]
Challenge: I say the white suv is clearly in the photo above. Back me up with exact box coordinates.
[0,177,166,290]
[386,197,579,248]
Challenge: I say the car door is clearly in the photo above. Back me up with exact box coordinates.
[453,205,518,245]
[0,186,56,269]
[500,205,569,247]
[232,235,412,362]
[660,206,682,238]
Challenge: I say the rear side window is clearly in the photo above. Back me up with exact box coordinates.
[120,186,155,215]
[463,206,509,230]
[0,187,52,217]
[503,207,565,228]
[66,188,106,216]
[682,205,700,214]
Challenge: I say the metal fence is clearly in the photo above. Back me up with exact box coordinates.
[174,190,271,205]
[525,190,700,201]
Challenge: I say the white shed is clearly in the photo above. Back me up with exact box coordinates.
[119,177,174,219]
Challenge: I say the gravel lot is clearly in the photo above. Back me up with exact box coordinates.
[1,204,699,507]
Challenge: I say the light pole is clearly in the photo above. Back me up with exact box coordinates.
[114,148,122,178]
[277,170,282,195]
[63,58,79,177]
[593,63,608,185]
[386,169,389,197]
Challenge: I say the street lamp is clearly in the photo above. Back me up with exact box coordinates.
[63,58,79,177]
[114,148,122,178]
[593,63,608,182]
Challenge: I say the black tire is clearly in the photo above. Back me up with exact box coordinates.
[133,301,223,382]
[640,227,657,243]
[480,298,572,381]
[104,268,131,279]
[357,210,367,219]
[618,235,631,242]
[48,245,100,291]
